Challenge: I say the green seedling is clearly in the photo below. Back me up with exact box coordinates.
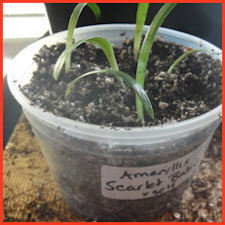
[54,3,153,119]
[167,49,207,74]
[167,48,222,74]
[54,37,125,88]
[133,3,149,61]
[65,69,154,119]
[54,3,182,122]
[135,3,177,121]
[65,3,101,72]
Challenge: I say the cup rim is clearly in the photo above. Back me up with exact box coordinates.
[7,24,222,141]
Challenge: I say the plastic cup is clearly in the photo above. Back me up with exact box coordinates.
[8,24,222,221]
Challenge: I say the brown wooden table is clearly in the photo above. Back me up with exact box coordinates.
[3,114,222,222]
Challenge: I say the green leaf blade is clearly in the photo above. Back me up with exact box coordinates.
[168,49,207,74]
[86,37,125,87]
[87,3,101,22]
[54,36,125,89]
[65,3,101,72]
[87,37,119,71]
[136,3,177,120]
[53,39,85,81]
[65,69,154,119]
[65,3,87,72]
[134,3,149,60]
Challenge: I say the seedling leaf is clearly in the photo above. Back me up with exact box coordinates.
[65,69,154,119]
[53,37,125,88]
[168,49,207,74]
[65,3,101,72]
[136,3,177,121]
[87,3,101,22]
[134,3,149,60]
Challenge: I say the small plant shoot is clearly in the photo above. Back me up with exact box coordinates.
[54,36,125,88]
[53,3,215,123]
[65,3,101,72]
[54,3,154,121]
[54,37,118,80]
[135,3,177,121]
[133,3,149,60]
[65,69,154,119]
[167,49,207,74]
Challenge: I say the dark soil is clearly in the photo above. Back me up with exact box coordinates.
[21,37,222,127]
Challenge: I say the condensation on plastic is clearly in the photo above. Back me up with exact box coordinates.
[8,24,222,220]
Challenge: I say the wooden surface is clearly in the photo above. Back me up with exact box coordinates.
[3,114,222,222]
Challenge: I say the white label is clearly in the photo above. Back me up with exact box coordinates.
[101,141,209,200]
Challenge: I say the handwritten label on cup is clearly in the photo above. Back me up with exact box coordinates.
[101,141,208,200]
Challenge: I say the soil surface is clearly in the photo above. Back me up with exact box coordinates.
[21,37,222,127]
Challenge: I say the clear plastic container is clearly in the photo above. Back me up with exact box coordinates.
[8,24,222,221]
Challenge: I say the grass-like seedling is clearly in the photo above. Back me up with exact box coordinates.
[135,3,177,120]
[133,3,149,61]
[65,69,154,119]
[54,37,118,80]
[55,3,213,123]
[65,3,101,72]
[54,3,126,88]
[54,3,154,119]
[167,49,206,74]
[54,37,153,118]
